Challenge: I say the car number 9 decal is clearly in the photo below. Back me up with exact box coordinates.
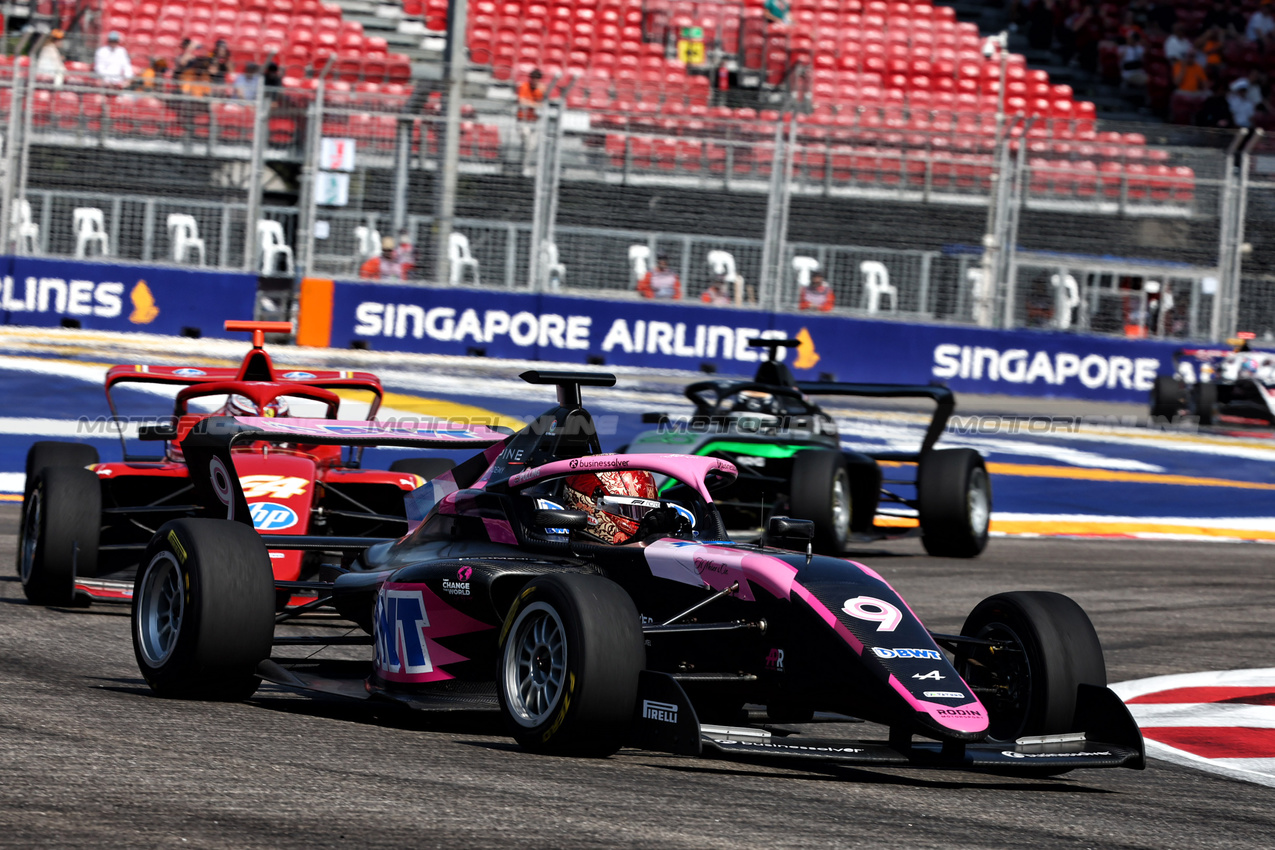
[842,596,902,632]
[209,456,235,520]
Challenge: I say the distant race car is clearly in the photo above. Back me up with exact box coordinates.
[18,320,456,607]
[625,339,990,558]
[127,370,1143,778]
[1150,334,1275,426]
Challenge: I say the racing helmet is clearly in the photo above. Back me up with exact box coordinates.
[560,469,660,544]
[730,389,782,416]
[218,393,290,418]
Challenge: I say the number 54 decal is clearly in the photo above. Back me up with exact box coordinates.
[842,596,902,632]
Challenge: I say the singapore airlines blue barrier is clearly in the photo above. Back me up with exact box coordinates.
[328,280,1188,403]
[0,256,258,338]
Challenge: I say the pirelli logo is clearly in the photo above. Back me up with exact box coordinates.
[642,699,679,724]
[167,530,188,564]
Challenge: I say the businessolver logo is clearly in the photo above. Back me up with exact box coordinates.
[793,327,819,370]
[129,281,159,324]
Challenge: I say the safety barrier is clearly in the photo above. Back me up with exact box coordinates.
[0,256,258,338]
[299,277,1185,403]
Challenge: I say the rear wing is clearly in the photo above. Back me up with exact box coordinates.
[796,381,955,459]
[177,416,508,527]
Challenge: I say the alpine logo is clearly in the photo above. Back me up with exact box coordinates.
[173,368,206,377]
[249,501,299,531]
[281,371,317,379]
[642,699,679,724]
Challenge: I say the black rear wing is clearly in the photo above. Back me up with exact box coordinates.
[795,382,955,458]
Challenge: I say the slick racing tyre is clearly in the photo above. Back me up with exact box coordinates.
[1149,375,1185,420]
[789,450,850,554]
[957,591,1106,745]
[19,441,99,573]
[20,466,101,605]
[917,448,991,558]
[388,457,457,481]
[1194,382,1219,426]
[498,573,645,757]
[132,519,275,700]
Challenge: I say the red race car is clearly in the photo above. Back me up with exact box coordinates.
[19,320,457,607]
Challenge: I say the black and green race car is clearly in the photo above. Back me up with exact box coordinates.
[625,340,990,558]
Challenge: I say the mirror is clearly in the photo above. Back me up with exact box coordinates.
[534,509,590,531]
[769,516,815,539]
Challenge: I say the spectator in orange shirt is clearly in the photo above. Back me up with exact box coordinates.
[517,68,545,175]
[1173,51,1209,92]
[637,255,681,299]
[799,272,835,311]
[701,276,732,305]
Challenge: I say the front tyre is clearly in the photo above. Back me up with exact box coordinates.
[20,466,101,605]
[497,573,645,757]
[957,591,1106,743]
[132,519,275,700]
[918,448,991,558]
[1195,382,1218,426]
[1149,375,1185,420]
[788,450,851,554]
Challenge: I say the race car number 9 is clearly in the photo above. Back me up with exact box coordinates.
[842,596,902,632]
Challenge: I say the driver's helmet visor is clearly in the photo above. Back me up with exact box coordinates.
[597,494,663,522]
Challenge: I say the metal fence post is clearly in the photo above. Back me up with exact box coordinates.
[296,64,331,279]
[435,0,469,287]
[0,73,24,254]
[758,112,788,307]
[14,42,46,256]
[1227,131,1262,339]
[243,80,269,272]
[1212,134,1242,342]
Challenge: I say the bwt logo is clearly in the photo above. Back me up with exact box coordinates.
[249,502,299,531]
[374,588,433,675]
[642,699,679,724]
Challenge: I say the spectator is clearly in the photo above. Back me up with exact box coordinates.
[1173,50,1209,92]
[132,56,169,91]
[263,61,283,89]
[1126,0,1153,30]
[234,62,261,100]
[701,277,732,305]
[637,255,681,299]
[1250,0,1275,41]
[517,68,546,175]
[174,38,198,76]
[208,40,232,85]
[1203,1,1245,37]
[1118,30,1150,91]
[1195,27,1225,67]
[1228,77,1258,127]
[393,229,415,280]
[361,236,401,281]
[36,29,66,86]
[94,31,134,85]
[1164,22,1193,63]
[1196,79,1235,127]
[178,55,212,98]
[799,273,835,312]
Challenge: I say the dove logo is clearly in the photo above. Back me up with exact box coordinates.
[128,281,160,324]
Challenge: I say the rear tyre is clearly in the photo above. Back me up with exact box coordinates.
[131,518,275,700]
[497,573,645,757]
[918,448,991,558]
[20,441,99,573]
[1149,375,1184,420]
[1195,382,1218,426]
[20,466,101,605]
[788,450,851,554]
[388,457,456,481]
[957,591,1106,745]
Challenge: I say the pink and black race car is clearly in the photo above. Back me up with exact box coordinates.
[19,320,456,607]
[128,371,1144,776]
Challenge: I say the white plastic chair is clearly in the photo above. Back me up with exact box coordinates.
[257,219,294,276]
[447,232,480,285]
[540,240,565,290]
[354,225,381,262]
[859,260,897,312]
[73,207,110,258]
[1050,273,1081,330]
[628,244,651,283]
[792,255,820,289]
[12,199,39,254]
[707,249,737,281]
[166,214,206,265]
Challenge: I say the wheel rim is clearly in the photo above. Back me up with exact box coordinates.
[19,488,41,585]
[959,621,1032,741]
[136,551,185,667]
[967,467,990,536]
[831,470,850,545]
[503,602,567,728]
